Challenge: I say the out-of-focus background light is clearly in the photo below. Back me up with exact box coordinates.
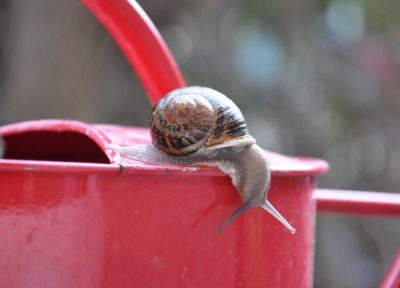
[234,25,285,88]
[325,0,365,48]
[0,1,399,287]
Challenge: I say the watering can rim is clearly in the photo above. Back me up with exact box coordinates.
[0,119,329,176]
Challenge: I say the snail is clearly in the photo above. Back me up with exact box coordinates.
[109,86,295,234]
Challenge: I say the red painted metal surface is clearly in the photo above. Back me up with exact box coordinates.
[315,189,400,216]
[380,251,400,288]
[0,120,328,287]
[2,0,397,286]
[81,0,185,104]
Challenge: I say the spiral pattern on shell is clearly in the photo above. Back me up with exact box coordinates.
[149,86,255,156]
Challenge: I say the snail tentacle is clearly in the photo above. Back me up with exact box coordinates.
[217,200,254,232]
[262,201,296,234]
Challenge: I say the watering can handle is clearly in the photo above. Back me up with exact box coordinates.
[82,0,186,105]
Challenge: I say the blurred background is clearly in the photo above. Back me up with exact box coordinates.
[0,0,399,287]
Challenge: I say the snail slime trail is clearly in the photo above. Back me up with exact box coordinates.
[109,86,295,234]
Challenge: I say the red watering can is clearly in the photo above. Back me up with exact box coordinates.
[0,1,398,287]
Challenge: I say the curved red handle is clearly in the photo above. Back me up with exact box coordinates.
[81,0,186,105]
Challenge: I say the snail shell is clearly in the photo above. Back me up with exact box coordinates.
[149,86,255,156]
[109,86,295,233]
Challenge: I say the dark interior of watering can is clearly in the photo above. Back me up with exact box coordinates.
[2,131,109,164]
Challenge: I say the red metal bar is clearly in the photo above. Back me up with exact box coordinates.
[380,251,400,288]
[81,0,186,105]
[315,189,400,216]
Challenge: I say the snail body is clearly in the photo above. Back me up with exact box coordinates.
[109,86,295,233]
